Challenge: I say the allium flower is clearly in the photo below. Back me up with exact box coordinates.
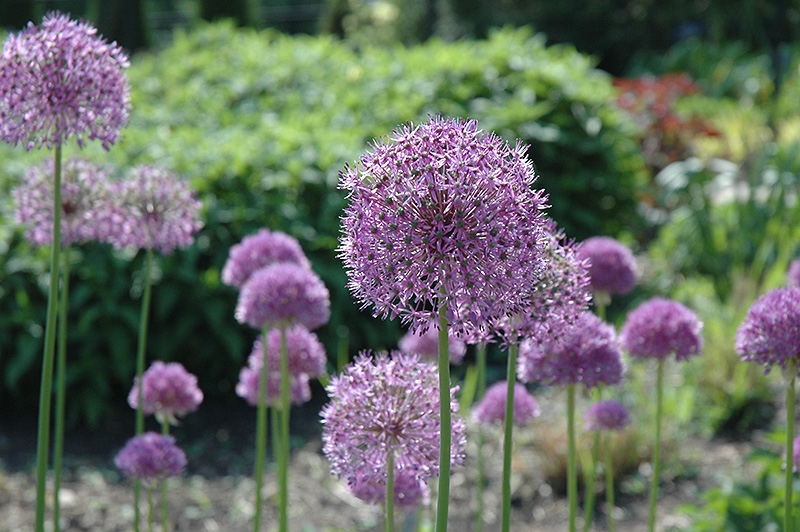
[12,158,114,246]
[518,311,625,389]
[235,262,331,331]
[472,381,541,427]
[620,297,703,362]
[0,12,130,150]
[236,364,312,408]
[107,165,204,254]
[114,432,186,486]
[222,228,311,289]
[338,116,549,339]
[127,361,203,425]
[735,287,800,374]
[348,468,430,510]
[398,325,467,365]
[247,325,327,379]
[788,259,800,287]
[584,400,631,432]
[577,236,638,295]
[321,352,467,487]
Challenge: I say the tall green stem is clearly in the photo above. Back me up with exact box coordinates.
[501,344,518,532]
[161,419,170,532]
[648,360,664,532]
[786,377,796,532]
[475,343,487,532]
[435,299,451,532]
[567,384,578,532]
[53,244,71,532]
[253,325,270,532]
[147,486,154,532]
[133,248,154,532]
[35,144,63,532]
[605,435,616,532]
[279,327,290,532]
[583,386,603,532]
[385,450,395,532]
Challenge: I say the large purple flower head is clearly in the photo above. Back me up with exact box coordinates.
[338,116,549,339]
[348,468,430,510]
[114,432,186,486]
[236,364,312,408]
[321,352,467,489]
[584,400,631,432]
[127,361,203,425]
[235,262,331,331]
[518,311,625,388]
[108,165,204,254]
[472,380,541,427]
[788,259,800,287]
[12,158,114,246]
[735,287,800,375]
[398,325,467,365]
[620,297,703,362]
[0,12,130,150]
[245,325,328,379]
[577,236,637,296]
[222,228,311,290]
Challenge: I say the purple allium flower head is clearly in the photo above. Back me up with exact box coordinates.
[12,158,115,246]
[620,297,703,362]
[577,236,638,296]
[518,311,625,389]
[472,380,541,427]
[348,468,430,510]
[0,12,130,151]
[398,325,467,365]
[321,352,467,489]
[236,364,312,408]
[235,262,331,331]
[583,400,631,432]
[114,432,186,486]
[222,228,311,290]
[735,287,800,375]
[107,165,203,254]
[127,361,203,425]
[788,259,800,288]
[338,116,549,339]
[245,325,327,379]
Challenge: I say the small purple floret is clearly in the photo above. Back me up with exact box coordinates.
[114,432,186,486]
[127,361,203,425]
[735,287,800,374]
[472,381,541,427]
[222,228,311,289]
[398,325,467,365]
[620,297,703,362]
[577,236,638,296]
[584,400,631,432]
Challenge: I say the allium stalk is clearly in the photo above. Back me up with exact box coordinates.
[567,384,578,532]
[787,378,796,532]
[279,327,290,532]
[436,299,452,532]
[53,245,71,532]
[648,359,664,532]
[386,451,396,532]
[253,325,269,532]
[475,343,488,532]
[501,345,518,532]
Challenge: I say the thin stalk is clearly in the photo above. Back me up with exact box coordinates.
[583,386,603,532]
[337,325,349,373]
[147,486,154,532]
[475,343,487,532]
[567,384,578,532]
[271,407,280,465]
[501,344,519,532]
[35,144,63,532]
[385,450,395,532]
[253,325,270,532]
[648,360,664,532]
[786,377,796,532]
[279,327,290,532]
[605,435,616,532]
[161,419,170,532]
[53,244,71,532]
[435,299,451,532]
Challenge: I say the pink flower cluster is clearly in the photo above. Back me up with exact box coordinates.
[472,381,541,427]
[127,361,203,425]
[620,297,703,362]
[114,432,186,486]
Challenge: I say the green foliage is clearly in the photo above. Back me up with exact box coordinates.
[0,22,645,425]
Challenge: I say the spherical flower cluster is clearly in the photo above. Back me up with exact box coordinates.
[583,400,631,432]
[237,365,311,408]
[107,165,204,254]
[127,361,203,425]
[321,352,467,491]
[114,432,186,486]
[398,325,467,365]
[788,259,800,287]
[222,228,311,289]
[338,116,549,339]
[620,297,703,362]
[518,311,625,389]
[577,236,638,296]
[472,381,541,427]
[348,468,429,510]
[235,262,331,331]
[0,11,130,150]
[735,287,800,374]
[12,158,114,246]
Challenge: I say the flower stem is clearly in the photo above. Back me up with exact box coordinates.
[385,450,395,532]
[253,325,270,532]
[35,144,63,532]
[53,244,71,532]
[605,434,616,532]
[501,344,518,532]
[786,377,796,532]
[279,327,290,532]
[583,386,603,532]
[475,343,487,532]
[435,299,451,532]
[133,247,154,532]
[161,419,170,532]
[648,359,664,532]
[147,485,154,532]
[567,384,578,532]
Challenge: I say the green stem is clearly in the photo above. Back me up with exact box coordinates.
[337,325,349,373]
[161,419,170,532]
[35,144,63,532]
[147,486,154,532]
[279,327,290,532]
[53,244,71,532]
[583,387,603,532]
[567,384,578,532]
[271,406,280,466]
[501,344,518,532]
[475,343,487,532]
[385,450,395,532]
[253,325,270,532]
[787,377,796,532]
[435,299,451,532]
[648,360,664,532]
[134,247,154,532]
[605,434,616,532]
